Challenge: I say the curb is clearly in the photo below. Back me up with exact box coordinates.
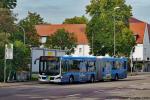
[0,81,38,87]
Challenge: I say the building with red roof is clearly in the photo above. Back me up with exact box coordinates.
[129,17,150,72]
[35,24,90,56]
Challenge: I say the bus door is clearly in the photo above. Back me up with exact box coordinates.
[96,61,103,81]
[118,60,127,78]
[79,61,87,82]
[105,61,112,79]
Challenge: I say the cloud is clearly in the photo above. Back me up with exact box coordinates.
[126,0,150,23]
[13,0,150,24]
[13,0,90,23]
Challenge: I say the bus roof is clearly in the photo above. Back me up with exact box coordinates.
[60,55,127,61]
[61,55,96,60]
[97,57,127,62]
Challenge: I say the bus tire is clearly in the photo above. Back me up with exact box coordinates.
[90,75,95,83]
[69,76,74,84]
[115,74,119,81]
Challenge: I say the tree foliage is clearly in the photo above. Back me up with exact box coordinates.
[12,41,30,71]
[0,32,10,46]
[0,0,17,9]
[0,0,17,81]
[0,8,17,33]
[63,16,88,24]
[18,12,45,46]
[46,29,77,54]
[86,0,135,56]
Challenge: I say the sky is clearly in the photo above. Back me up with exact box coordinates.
[13,0,150,24]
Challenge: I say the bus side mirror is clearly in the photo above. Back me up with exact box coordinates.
[34,58,39,64]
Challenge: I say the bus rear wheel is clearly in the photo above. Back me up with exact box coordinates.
[90,75,95,83]
[69,76,74,84]
[115,74,119,81]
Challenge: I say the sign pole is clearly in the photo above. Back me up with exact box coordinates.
[4,45,7,83]
[4,58,6,83]
[4,44,13,83]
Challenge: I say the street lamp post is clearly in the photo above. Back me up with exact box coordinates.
[113,6,120,57]
[92,30,94,55]
[17,25,25,45]
[130,46,135,75]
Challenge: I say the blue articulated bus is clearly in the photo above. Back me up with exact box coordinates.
[38,56,127,83]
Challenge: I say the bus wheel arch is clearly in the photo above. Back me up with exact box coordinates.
[90,74,95,83]
[115,73,119,81]
[69,75,74,83]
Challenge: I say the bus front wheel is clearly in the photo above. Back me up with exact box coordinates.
[69,76,74,84]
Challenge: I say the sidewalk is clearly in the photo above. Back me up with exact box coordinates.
[128,72,150,76]
[0,81,38,87]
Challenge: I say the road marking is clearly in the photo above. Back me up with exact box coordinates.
[94,90,104,93]
[15,94,32,97]
[30,96,43,99]
[67,94,80,97]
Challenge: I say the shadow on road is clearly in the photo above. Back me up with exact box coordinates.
[36,77,145,86]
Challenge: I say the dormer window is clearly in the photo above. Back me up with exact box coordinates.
[133,33,138,40]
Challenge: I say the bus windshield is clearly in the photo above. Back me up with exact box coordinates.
[39,56,60,76]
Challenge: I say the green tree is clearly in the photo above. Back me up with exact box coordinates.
[0,8,16,82]
[63,16,88,24]
[0,0,17,9]
[46,29,77,54]
[12,41,30,71]
[1,41,30,81]
[18,12,45,46]
[0,8,17,33]
[86,0,135,56]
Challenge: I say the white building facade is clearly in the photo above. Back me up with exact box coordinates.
[39,36,91,56]
[130,18,150,72]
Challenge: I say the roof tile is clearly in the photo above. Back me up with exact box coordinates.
[35,24,88,44]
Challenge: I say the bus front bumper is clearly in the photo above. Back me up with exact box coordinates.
[50,79,61,83]
[49,76,62,83]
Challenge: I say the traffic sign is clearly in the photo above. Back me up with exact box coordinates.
[5,44,13,59]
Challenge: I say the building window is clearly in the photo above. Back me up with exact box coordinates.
[79,48,82,53]
[40,37,47,43]
[144,48,146,58]
[134,33,138,41]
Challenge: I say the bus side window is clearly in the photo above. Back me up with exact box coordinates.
[115,61,121,69]
[101,61,106,72]
[69,60,80,72]
[124,61,127,69]
[62,60,68,73]
[112,61,116,70]
[87,61,95,72]
[80,61,87,72]
[68,60,73,71]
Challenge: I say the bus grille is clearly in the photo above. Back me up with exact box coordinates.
[50,77,54,80]
[42,77,47,79]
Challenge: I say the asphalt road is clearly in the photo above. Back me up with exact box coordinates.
[0,74,150,100]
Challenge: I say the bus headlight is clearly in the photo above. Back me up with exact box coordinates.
[55,76,62,79]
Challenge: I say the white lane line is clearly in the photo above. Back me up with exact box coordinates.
[67,94,80,97]
[94,90,104,93]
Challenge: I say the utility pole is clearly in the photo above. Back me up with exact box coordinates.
[113,7,120,57]
[4,54,6,83]
[92,31,94,55]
